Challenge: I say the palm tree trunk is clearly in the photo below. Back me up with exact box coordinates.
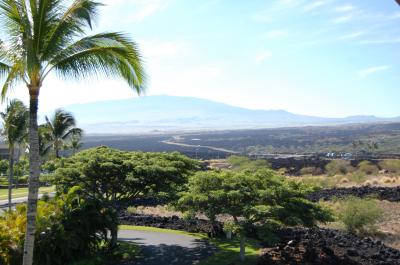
[8,146,14,212]
[55,141,59,158]
[22,93,41,265]
[239,233,246,261]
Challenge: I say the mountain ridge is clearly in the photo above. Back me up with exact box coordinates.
[55,95,400,134]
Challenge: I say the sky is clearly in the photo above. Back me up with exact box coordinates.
[5,0,400,118]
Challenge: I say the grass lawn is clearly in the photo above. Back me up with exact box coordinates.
[0,186,55,201]
[119,225,261,265]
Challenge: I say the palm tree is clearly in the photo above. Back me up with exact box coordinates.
[0,1,146,264]
[44,109,82,158]
[70,133,83,155]
[0,99,28,211]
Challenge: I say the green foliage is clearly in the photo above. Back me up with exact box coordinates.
[337,196,384,234]
[0,187,117,265]
[300,166,323,176]
[379,159,400,173]
[357,161,379,175]
[177,169,333,237]
[226,156,270,171]
[0,160,8,175]
[126,206,138,215]
[0,99,28,148]
[325,160,354,176]
[55,147,200,203]
[42,159,63,173]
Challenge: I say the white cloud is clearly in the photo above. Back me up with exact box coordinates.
[334,5,355,13]
[263,30,288,39]
[255,50,272,63]
[100,0,170,23]
[332,15,352,24]
[361,38,400,45]
[339,31,365,40]
[358,65,389,78]
[303,1,326,12]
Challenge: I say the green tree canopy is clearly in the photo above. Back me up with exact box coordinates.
[177,169,332,261]
[54,147,200,245]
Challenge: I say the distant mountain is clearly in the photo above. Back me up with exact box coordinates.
[57,95,400,134]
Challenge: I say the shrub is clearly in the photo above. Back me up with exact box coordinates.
[357,161,379,175]
[337,196,383,234]
[0,188,117,265]
[300,167,323,176]
[126,206,138,215]
[348,172,367,184]
[17,175,28,184]
[226,156,270,171]
[325,160,354,176]
[379,159,400,174]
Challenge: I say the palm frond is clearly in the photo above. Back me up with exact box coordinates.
[42,0,102,61]
[32,0,62,56]
[49,32,146,93]
[1,62,24,102]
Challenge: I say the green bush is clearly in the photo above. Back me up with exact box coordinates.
[379,159,400,174]
[0,187,117,265]
[126,206,138,215]
[300,166,323,176]
[337,196,383,234]
[17,175,28,184]
[357,161,379,175]
[39,174,55,185]
[226,156,270,171]
[325,160,354,176]
[348,172,367,184]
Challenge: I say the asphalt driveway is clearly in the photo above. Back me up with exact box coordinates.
[118,229,217,265]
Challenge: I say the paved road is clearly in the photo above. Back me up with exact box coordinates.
[0,193,54,212]
[118,229,217,265]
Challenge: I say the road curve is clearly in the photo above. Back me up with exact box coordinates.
[118,229,217,265]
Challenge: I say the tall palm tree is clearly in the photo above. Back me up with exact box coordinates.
[44,109,82,158]
[0,99,28,211]
[0,1,146,264]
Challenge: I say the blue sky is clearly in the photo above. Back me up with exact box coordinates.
[9,0,400,117]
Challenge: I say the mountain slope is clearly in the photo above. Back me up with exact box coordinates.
[58,95,400,134]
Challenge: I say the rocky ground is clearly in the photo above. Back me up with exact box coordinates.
[258,227,400,265]
[308,186,400,202]
[118,212,224,236]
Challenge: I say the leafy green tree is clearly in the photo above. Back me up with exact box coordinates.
[43,109,82,158]
[1,99,28,210]
[177,169,332,261]
[55,147,199,246]
[0,1,146,263]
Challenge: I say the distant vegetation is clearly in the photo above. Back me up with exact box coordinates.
[159,123,400,156]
